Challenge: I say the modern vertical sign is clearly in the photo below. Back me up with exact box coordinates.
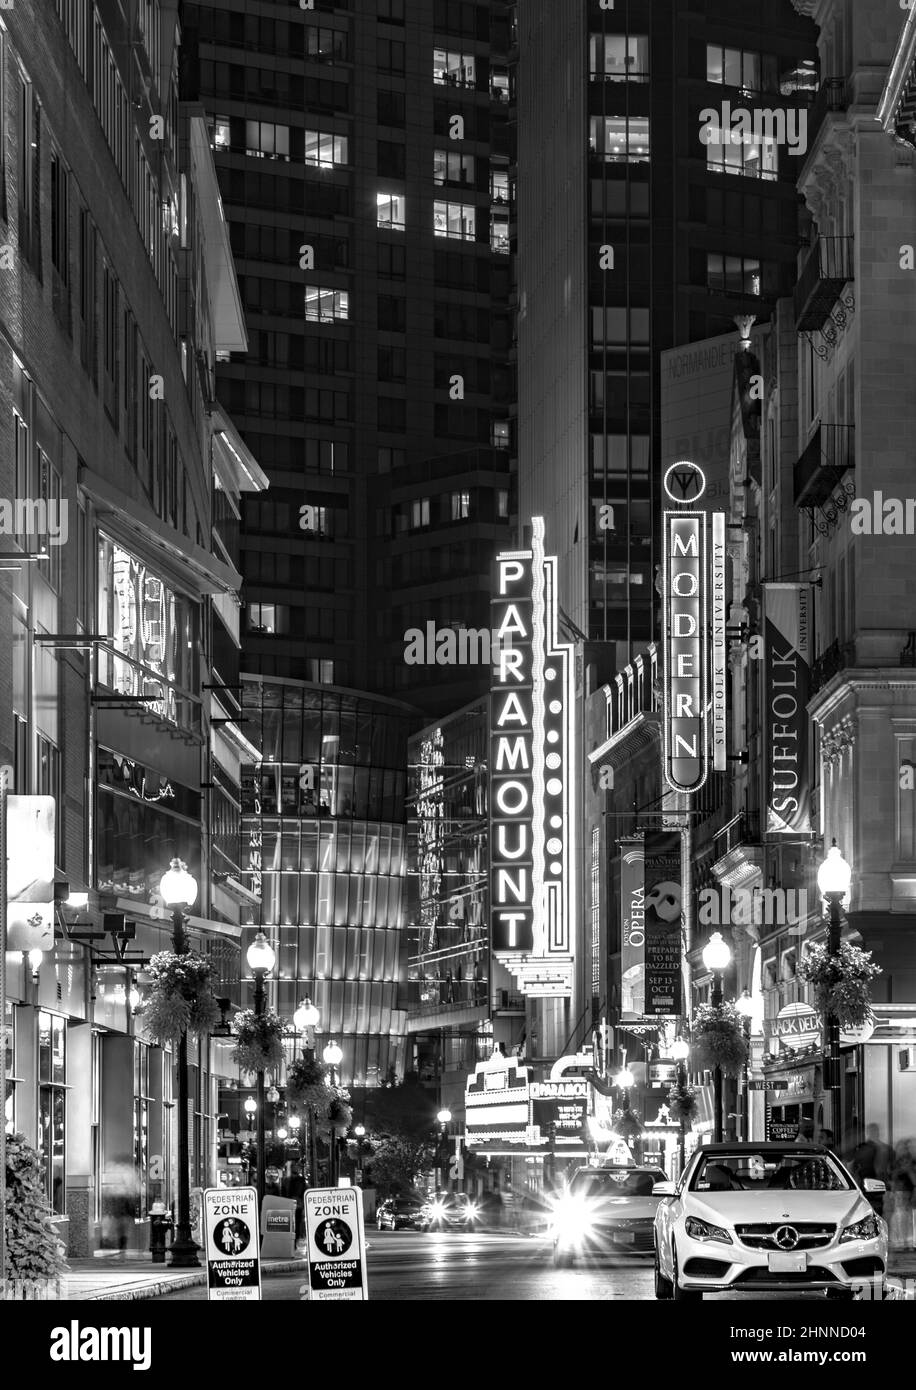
[762,583,811,836]
[711,512,727,772]
[662,462,709,793]
[619,842,646,1020]
[490,518,575,998]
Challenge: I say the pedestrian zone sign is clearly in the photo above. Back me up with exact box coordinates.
[304,1186,368,1301]
[204,1187,262,1301]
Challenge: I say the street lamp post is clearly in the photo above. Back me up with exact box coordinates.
[671,1038,690,1176]
[735,990,755,1142]
[437,1107,452,1189]
[159,859,201,1268]
[702,931,732,1143]
[293,997,321,1186]
[246,932,276,1211]
[817,842,852,1136]
[323,1040,343,1185]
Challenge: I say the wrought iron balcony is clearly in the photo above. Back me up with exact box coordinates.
[810,638,856,695]
[795,236,854,331]
[794,423,855,508]
[806,77,848,151]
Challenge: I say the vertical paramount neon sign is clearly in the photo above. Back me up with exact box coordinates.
[489,519,575,998]
[663,463,711,793]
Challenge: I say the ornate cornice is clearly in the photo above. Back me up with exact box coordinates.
[820,714,857,767]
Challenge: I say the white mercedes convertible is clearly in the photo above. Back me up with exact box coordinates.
[653,1142,887,1300]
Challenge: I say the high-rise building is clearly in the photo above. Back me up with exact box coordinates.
[516,0,816,665]
[180,0,517,716]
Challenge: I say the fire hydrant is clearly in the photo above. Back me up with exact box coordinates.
[149,1206,173,1263]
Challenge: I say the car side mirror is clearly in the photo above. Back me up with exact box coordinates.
[652,1181,675,1196]
[863,1179,886,1194]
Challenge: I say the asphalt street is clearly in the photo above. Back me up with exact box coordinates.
[152,1231,912,1302]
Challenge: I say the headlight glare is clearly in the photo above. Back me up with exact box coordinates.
[685,1215,733,1245]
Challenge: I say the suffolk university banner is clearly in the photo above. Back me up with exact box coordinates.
[762,584,811,837]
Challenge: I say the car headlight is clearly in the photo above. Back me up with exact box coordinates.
[466,1203,479,1220]
[552,1197,594,1244]
[840,1213,880,1244]
[430,1201,446,1218]
[685,1216,733,1245]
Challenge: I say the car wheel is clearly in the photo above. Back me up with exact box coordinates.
[672,1242,702,1303]
[654,1243,673,1300]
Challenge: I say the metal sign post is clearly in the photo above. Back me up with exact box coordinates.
[304,1186,368,1301]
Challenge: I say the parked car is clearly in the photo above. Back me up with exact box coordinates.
[653,1142,888,1301]
[551,1166,670,1266]
[376,1197,430,1232]
[423,1192,481,1230]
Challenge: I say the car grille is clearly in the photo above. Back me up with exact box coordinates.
[735,1222,836,1251]
[733,1268,839,1286]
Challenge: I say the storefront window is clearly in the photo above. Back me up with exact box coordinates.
[133,1043,151,1217]
[38,1011,66,1214]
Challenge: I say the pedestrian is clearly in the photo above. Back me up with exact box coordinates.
[817,1128,836,1151]
[851,1123,893,1183]
[282,1162,306,1243]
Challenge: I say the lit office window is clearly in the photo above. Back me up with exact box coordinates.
[589,116,650,162]
[212,116,231,150]
[491,421,510,451]
[248,604,289,635]
[433,50,475,87]
[589,35,649,82]
[434,150,475,186]
[245,121,290,161]
[377,193,406,229]
[434,201,476,241]
[305,286,350,322]
[707,254,761,295]
[707,45,764,92]
[706,134,778,180]
[411,498,431,529]
[490,169,510,204]
[450,491,470,520]
[304,131,349,167]
[490,212,509,254]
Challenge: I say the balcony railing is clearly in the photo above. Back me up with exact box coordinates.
[795,235,854,331]
[794,423,856,508]
[806,77,848,152]
[810,638,856,695]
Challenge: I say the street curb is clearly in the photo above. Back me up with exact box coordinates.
[80,1257,309,1302]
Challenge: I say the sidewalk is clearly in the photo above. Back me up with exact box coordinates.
[64,1254,308,1302]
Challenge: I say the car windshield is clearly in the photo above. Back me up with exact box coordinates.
[689,1151,853,1193]
[569,1168,665,1198]
[393,1200,420,1211]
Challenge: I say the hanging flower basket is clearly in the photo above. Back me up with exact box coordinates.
[230,1008,287,1077]
[799,941,881,1030]
[691,1001,748,1078]
[612,1109,643,1143]
[667,1084,699,1125]
[287,1055,331,1116]
[137,950,221,1047]
[328,1091,353,1136]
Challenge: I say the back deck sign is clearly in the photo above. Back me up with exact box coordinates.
[304,1186,369,1301]
[204,1187,262,1301]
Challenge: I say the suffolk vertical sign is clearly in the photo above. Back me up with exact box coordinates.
[490,518,575,998]
[662,463,709,793]
[762,584,811,836]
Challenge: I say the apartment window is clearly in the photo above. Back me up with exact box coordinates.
[102,266,119,421]
[706,133,778,180]
[304,285,349,322]
[245,120,290,160]
[497,488,509,518]
[492,420,510,450]
[490,212,509,254]
[377,90,406,127]
[411,498,430,529]
[377,192,406,229]
[304,130,348,166]
[450,491,470,520]
[307,27,349,63]
[589,34,649,82]
[707,254,761,295]
[306,659,336,684]
[491,69,509,103]
[706,45,779,93]
[378,0,405,21]
[591,306,649,345]
[213,116,231,150]
[378,396,406,430]
[38,1012,66,1215]
[377,38,405,73]
[378,294,406,332]
[433,50,475,88]
[434,201,476,241]
[434,150,475,186]
[378,242,406,278]
[490,168,509,203]
[378,346,406,381]
[589,116,650,162]
[38,449,63,592]
[247,603,289,635]
[17,76,40,271]
[50,152,70,283]
[377,140,405,178]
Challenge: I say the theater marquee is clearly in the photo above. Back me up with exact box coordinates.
[490,518,575,998]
